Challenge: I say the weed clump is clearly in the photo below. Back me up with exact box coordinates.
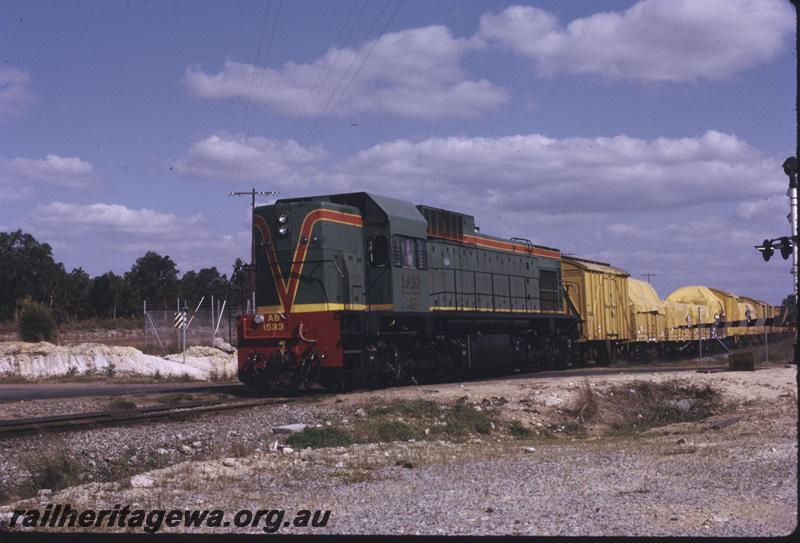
[17,299,57,343]
[22,446,84,493]
[433,402,494,437]
[605,381,720,436]
[107,398,137,411]
[229,438,255,457]
[508,420,533,438]
[287,427,354,449]
[371,420,416,442]
[568,380,598,423]
[157,393,194,405]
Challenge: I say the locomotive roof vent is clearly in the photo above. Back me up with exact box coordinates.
[417,205,474,241]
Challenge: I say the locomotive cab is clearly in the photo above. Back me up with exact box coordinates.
[237,198,365,389]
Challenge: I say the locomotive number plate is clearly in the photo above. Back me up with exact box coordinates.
[261,314,288,335]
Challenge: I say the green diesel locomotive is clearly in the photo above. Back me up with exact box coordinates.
[236,192,578,390]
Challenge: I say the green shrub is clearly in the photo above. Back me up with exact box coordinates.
[372,420,416,442]
[444,403,493,435]
[508,420,533,438]
[287,427,353,449]
[17,299,57,342]
[23,446,84,493]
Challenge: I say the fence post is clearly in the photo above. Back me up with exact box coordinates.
[211,295,215,342]
[143,300,147,351]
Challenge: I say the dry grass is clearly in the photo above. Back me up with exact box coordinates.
[601,381,721,437]
[568,379,598,423]
[106,398,138,411]
[20,442,85,495]
[156,392,195,405]
[288,398,503,451]
[507,420,533,438]
[229,438,256,457]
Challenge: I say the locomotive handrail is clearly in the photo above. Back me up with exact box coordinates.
[510,237,534,254]
[265,258,345,278]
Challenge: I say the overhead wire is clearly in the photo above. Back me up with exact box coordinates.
[232,0,283,189]
[285,0,365,139]
[283,0,404,185]
[227,0,273,190]
[280,0,378,185]
[296,0,391,152]
[311,0,404,143]
[242,0,282,146]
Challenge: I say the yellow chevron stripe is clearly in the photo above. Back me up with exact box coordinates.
[255,303,396,314]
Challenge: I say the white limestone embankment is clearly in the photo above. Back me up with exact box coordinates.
[0,339,237,381]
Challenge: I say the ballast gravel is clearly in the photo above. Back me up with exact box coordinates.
[0,365,796,536]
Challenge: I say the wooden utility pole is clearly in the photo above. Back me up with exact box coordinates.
[641,273,657,284]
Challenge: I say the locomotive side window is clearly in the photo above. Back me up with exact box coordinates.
[392,235,425,269]
[540,269,559,311]
[391,235,403,267]
[401,237,416,268]
[368,235,389,267]
[416,239,428,269]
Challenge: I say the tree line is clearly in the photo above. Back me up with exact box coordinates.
[0,230,248,323]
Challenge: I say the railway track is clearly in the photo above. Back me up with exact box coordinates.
[0,397,295,437]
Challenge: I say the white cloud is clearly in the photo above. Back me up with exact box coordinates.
[736,196,791,220]
[30,202,248,275]
[6,155,93,185]
[0,67,36,121]
[0,154,94,198]
[478,0,793,82]
[184,25,508,119]
[322,130,783,213]
[172,134,326,188]
[35,202,205,237]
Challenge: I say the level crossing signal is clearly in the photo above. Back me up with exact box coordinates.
[174,311,188,329]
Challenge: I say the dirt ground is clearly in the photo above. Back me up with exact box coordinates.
[0,359,796,536]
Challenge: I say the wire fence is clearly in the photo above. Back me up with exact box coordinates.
[143,298,242,351]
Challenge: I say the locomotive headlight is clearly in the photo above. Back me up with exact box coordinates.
[278,223,289,236]
[254,314,265,324]
[277,212,289,224]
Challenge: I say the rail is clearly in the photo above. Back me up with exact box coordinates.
[0,397,296,437]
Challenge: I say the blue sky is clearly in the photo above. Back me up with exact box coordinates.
[0,0,796,304]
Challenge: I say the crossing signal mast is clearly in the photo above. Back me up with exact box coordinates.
[755,156,798,364]
[756,236,795,262]
[755,158,798,295]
